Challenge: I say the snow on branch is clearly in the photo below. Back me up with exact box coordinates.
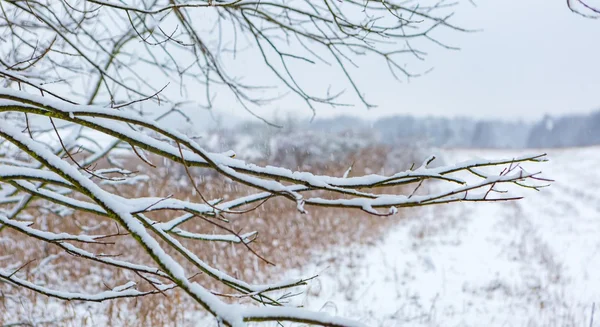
[0,0,555,324]
[0,267,176,302]
[0,88,551,326]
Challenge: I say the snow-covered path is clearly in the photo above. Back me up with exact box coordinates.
[292,147,600,326]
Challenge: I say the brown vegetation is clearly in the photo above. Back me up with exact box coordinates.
[1,146,418,326]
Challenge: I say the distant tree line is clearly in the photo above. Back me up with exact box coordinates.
[243,109,600,149]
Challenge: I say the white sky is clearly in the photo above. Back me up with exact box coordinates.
[213,0,600,123]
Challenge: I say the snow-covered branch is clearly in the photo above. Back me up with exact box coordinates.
[0,89,551,326]
[0,1,555,325]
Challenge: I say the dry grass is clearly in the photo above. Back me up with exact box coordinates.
[0,146,419,326]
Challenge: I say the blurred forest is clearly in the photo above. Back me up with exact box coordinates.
[215,109,600,152]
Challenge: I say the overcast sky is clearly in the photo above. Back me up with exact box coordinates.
[212,0,600,123]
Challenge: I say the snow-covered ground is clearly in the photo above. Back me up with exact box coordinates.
[4,146,598,327]
[285,146,600,327]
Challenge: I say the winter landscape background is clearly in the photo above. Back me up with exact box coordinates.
[5,108,598,326]
[192,117,600,326]
[2,0,599,325]
[220,108,600,152]
[155,110,600,326]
